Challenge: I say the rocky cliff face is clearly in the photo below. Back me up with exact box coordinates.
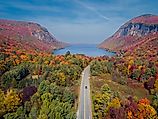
[31,24,59,44]
[99,14,158,52]
[119,22,158,37]
[0,19,67,52]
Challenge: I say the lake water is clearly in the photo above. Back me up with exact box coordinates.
[53,44,115,57]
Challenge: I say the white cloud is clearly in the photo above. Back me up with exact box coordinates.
[74,0,110,21]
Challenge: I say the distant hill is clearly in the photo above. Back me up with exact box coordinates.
[98,14,158,52]
[0,19,67,52]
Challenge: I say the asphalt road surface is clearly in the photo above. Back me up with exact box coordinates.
[77,65,92,119]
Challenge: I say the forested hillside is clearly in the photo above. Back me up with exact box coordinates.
[99,14,158,52]
[90,38,158,118]
[0,19,66,52]
[0,35,91,118]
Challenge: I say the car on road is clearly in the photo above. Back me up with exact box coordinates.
[85,86,87,89]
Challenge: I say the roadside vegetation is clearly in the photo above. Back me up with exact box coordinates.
[0,34,158,119]
[0,41,91,119]
[90,39,158,119]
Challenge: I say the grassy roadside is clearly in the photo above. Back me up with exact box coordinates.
[90,73,151,118]
[91,73,150,99]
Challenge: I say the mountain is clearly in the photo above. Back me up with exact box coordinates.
[98,14,158,52]
[0,19,67,52]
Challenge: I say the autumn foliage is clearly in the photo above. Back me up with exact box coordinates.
[91,38,158,118]
[0,37,91,118]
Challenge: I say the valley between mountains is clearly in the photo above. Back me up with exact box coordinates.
[0,14,158,119]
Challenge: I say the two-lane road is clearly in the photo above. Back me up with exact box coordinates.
[77,65,92,119]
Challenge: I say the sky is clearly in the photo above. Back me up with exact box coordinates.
[0,0,158,44]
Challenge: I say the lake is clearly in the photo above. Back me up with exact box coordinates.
[53,44,115,57]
